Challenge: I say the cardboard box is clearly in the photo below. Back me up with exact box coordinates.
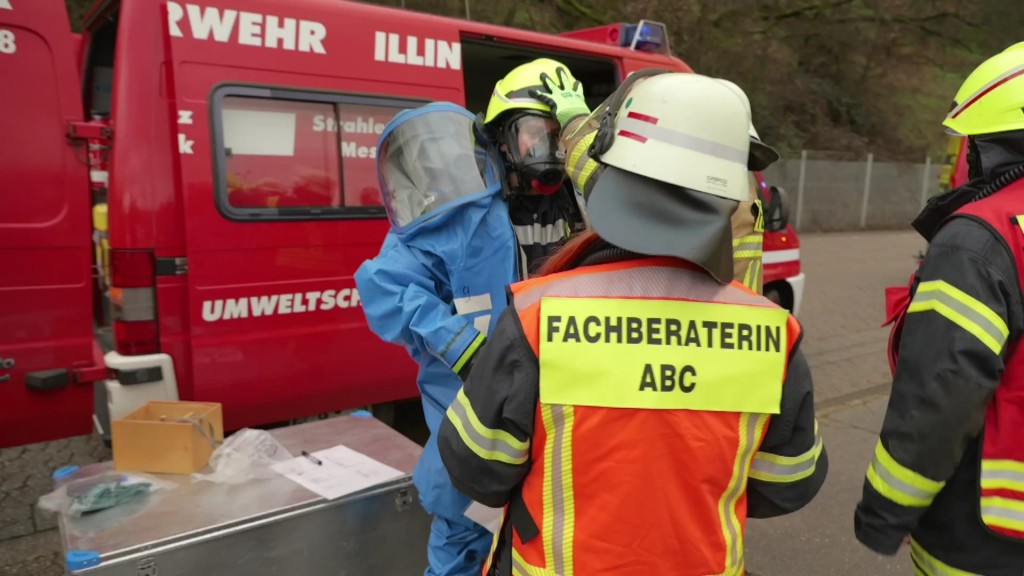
[112,401,224,474]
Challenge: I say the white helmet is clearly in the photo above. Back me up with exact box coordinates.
[595,73,756,202]
[583,73,766,283]
[718,78,780,171]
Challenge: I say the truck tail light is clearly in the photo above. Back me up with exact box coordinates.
[110,250,159,355]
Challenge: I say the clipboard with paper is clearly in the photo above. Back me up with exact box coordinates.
[272,443,406,500]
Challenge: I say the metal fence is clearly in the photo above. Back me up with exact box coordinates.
[761,151,944,232]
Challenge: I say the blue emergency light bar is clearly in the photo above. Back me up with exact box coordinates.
[622,20,670,55]
[558,20,672,55]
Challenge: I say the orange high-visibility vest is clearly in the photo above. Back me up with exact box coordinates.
[493,257,800,576]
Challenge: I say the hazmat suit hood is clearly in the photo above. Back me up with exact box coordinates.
[378,102,507,238]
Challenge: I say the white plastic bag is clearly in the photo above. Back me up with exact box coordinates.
[191,428,293,485]
[37,471,177,517]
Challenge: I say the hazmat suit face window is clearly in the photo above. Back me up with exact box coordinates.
[378,109,505,232]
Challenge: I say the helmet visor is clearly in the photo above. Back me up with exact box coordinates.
[505,113,565,189]
[509,114,562,161]
[379,110,502,229]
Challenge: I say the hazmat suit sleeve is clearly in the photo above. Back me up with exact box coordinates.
[747,343,829,518]
[438,304,536,508]
[854,218,1021,555]
[355,234,486,374]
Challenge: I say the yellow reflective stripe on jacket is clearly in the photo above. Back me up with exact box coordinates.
[541,403,576,576]
[742,259,762,293]
[981,459,1024,492]
[446,388,530,465]
[866,441,945,507]
[538,296,789,414]
[910,539,982,576]
[717,413,769,573]
[908,280,1009,354]
[566,131,600,197]
[733,234,764,260]
[980,496,1024,533]
[1015,215,1024,236]
[452,332,486,373]
[749,420,823,483]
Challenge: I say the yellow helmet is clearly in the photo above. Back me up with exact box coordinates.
[484,58,575,124]
[943,42,1024,136]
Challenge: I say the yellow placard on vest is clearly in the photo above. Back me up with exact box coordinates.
[538,297,789,414]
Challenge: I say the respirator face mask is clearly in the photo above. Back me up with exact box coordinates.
[503,112,566,194]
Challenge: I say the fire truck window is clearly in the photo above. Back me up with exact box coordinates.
[334,103,404,208]
[217,96,409,213]
[222,97,342,210]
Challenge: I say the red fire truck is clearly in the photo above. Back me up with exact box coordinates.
[0,0,804,448]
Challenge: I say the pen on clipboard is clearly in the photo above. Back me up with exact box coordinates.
[301,450,322,466]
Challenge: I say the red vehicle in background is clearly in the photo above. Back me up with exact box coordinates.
[756,176,804,314]
[939,136,971,193]
[0,0,805,448]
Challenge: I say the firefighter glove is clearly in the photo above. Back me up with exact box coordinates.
[530,67,590,129]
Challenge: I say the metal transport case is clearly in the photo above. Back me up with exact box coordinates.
[58,415,431,575]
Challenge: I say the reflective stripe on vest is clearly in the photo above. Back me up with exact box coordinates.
[719,412,771,574]
[981,445,1024,534]
[505,259,796,575]
[512,548,556,576]
[980,496,1024,534]
[981,459,1024,492]
[541,403,574,575]
[538,296,788,413]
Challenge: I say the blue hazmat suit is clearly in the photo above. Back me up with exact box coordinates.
[355,102,520,576]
